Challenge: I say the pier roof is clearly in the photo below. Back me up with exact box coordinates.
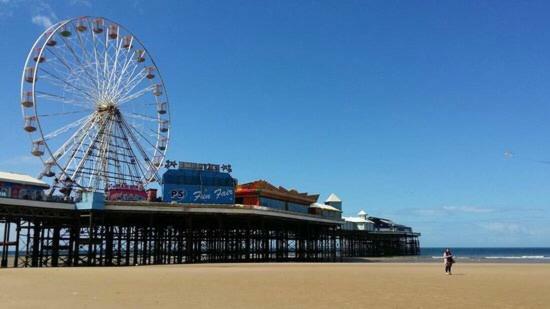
[0,171,49,188]
[236,180,319,204]
[310,203,341,212]
[342,216,369,223]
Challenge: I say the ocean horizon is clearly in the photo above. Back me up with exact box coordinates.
[420,247,550,262]
[6,247,549,262]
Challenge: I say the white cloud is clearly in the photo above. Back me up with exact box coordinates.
[441,205,495,213]
[478,222,531,235]
[410,205,495,216]
[478,221,550,238]
[31,14,52,28]
[1,0,61,24]
[30,0,58,28]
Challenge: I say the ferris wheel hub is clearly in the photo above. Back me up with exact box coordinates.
[97,102,116,112]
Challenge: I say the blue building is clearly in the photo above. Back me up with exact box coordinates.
[162,162,236,204]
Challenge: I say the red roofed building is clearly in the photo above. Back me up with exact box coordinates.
[235,180,319,214]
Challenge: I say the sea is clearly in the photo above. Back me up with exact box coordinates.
[419,247,550,263]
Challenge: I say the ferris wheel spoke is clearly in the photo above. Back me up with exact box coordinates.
[38,87,93,109]
[41,59,95,93]
[69,114,109,182]
[118,59,141,88]
[105,43,118,97]
[106,124,124,183]
[38,74,96,100]
[101,33,112,96]
[101,118,146,183]
[47,115,96,162]
[39,68,96,101]
[105,36,126,98]
[108,58,135,101]
[90,28,106,99]
[125,112,158,122]
[44,47,76,73]
[39,52,96,91]
[38,109,91,117]
[118,84,154,105]
[74,27,96,70]
[126,118,158,137]
[46,49,100,98]
[35,91,92,109]
[87,114,115,188]
[59,36,99,86]
[138,123,161,139]
[118,101,156,110]
[43,117,98,183]
[57,115,100,171]
[111,50,137,95]
[126,122,162,151]
[58,125,100,177]
[42,114,92,140]
[119,117,160,182]
[90,32,109,97]
[115,66,147,102]
[114,119,149,184]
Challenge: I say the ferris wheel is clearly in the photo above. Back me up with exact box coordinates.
[20,16,170,194]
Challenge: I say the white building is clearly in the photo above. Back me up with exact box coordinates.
[309,202,341,219]
[342,209,375,231]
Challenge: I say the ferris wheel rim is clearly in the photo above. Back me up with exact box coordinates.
[20,16,171,192]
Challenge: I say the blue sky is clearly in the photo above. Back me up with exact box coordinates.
[1,0,550,247]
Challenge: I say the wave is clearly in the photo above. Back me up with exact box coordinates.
[430,255,549,260]
[483,256,549,260]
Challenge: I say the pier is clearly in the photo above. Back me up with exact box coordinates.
[0,198,419,267]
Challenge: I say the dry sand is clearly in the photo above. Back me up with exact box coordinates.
[0,263,549,308]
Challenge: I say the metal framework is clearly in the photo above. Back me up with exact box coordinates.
[0,202,419,268]
[20,16,170,194]
[340,230,420,257]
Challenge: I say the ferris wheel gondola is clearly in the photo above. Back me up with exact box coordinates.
[20,16,170,194]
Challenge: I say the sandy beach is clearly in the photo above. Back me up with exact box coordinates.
[0,263,548,309]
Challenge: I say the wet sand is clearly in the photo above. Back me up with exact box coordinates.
[0,263,549,308]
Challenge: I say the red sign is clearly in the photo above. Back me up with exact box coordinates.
[106,184,147,201]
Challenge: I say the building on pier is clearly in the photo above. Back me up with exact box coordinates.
[342,210,415,233]
[368,217,413,233]
[162,162,236,204]
[309,202,341,219]
[342,210,375,231]
[0,171,49,200]
[235,180,317,214]
[325,193,342,211]
[235,180,342,219]
[341,209,420,257]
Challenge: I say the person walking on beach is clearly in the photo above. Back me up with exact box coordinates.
[443,248,454,275]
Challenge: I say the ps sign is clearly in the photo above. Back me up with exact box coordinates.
[170,190,186,200]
